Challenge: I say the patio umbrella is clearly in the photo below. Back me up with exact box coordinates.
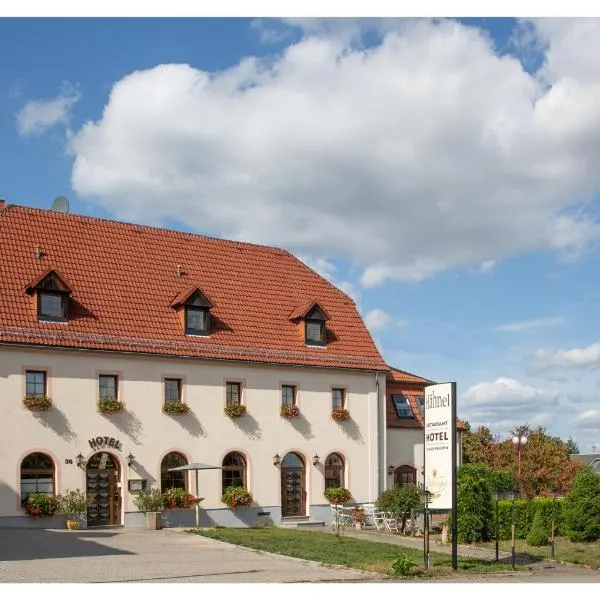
[168,463,223,528]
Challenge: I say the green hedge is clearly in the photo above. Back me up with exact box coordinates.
[493,498,565,539]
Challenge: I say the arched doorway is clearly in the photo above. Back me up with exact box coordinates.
[86,452,121,526]
[281,452,306,517]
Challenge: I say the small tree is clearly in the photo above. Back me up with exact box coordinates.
[526,505,549,546]
[563,468,600,542]
[376,485,421,533]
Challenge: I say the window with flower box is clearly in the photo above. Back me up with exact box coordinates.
[281,385,296,407]
[26,371,46,397]
[332,388,345,410]
[160,452,188,493]
[222,452,246,494]
[20,452,55,505]
[165,378,182,404]
[99,375,118,400]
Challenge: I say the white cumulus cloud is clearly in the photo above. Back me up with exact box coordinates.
[572,409,600,430]
[69,19,600,285]
[16,83,80,137]
[531,341,600,372]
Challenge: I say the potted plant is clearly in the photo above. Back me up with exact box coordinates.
[331,407,351,422]
[351,506,365,529]
[163,402,190,415]
[23,493,60,517]
[224,403,246,418]
[98,398,124,414]
[324,487,352,505]
[221,486,253,508]
[60,489,91,530]
[23,395,52,411]
[133,488,164,530]
[162,487,199,509]
[280,404,300,418]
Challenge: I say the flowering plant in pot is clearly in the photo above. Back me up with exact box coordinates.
[224,403,246,418]
[324,487,352,505]
[23,395,52,411]
[280,404,300,418]
[60,489,92,530]
[162,487,199,509]
[23,493,61,517]
[98,398,123,414]
[221,486,253,508]
[331,407,351,422]
[163,402,190,415]
[133,488,164,530]
[351,506,365,528]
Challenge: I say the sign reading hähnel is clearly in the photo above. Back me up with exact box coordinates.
[424,382,456,510]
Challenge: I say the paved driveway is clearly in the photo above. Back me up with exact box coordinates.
[0,528,382,583]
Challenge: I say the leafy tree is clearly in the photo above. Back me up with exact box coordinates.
[563,468,600,542]
[376,484,421,533]
[461,423,583,499]
[566,437,579,455]
[454,464,494,543]
[526,505,549,546]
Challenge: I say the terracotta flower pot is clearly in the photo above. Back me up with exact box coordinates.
[66,519,80,530]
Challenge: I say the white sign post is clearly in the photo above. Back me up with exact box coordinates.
[424,381,457,570]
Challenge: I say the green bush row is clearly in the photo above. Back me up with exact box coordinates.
[492,498,565,539]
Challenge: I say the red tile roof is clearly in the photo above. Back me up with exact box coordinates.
[0,204,388,372]
[387,366,433,385]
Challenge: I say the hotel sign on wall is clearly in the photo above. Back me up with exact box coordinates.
[424,382,457,511]
[88,436,123,451]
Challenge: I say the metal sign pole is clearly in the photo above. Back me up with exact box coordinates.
[451,382,458,571]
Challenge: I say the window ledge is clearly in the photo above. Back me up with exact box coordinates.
[185,333,211,338]
[38,318,68,324]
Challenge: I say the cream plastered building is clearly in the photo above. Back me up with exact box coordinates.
[0,200,400,528]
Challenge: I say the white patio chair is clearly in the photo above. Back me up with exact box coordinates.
[371,509,387,531]
[382,512,400,533]
[360,503,376,528]
[330,504,351,528]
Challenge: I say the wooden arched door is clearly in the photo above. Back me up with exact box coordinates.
[86,452,121,526]
[281,452,306,517]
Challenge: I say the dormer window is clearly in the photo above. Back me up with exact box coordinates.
[171,286,213,337]
[185,306,208,335]
[25,269,72,323]
[289,300,331,347]
[306,319,325,345]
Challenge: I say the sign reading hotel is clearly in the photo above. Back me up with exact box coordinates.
[424,382,456,510]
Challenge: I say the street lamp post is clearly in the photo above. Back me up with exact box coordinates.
[512,433,528,492]
[492,488,501,563]
[420,486,432,570]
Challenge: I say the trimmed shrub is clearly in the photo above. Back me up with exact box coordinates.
[495,497,565,539]
[563,468,600,542]
[455,464,494,543]
[526,506,549,546]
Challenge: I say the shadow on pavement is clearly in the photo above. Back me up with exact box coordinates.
[0,528,134,561]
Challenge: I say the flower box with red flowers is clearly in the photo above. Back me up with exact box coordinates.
[23,492,60,517]
[221,486,253,508]
[98,398,124,414]
[163,401,190,415]
[224,403,246,418]
[23,395,52,411]
[280,404,300,418]
[161,487,199,510]
[331,408,351,422]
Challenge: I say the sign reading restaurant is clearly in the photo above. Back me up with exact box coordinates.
[423,382,457,511]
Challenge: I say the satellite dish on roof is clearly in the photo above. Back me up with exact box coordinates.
[51,196,69,213]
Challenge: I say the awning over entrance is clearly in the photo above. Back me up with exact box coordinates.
[168,463,222,528]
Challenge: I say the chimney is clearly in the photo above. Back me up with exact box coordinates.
[0,199,5,209]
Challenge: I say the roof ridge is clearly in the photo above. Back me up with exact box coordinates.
[7,203,292,254]
[387,364,434,382]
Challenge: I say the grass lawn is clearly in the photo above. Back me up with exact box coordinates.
[469,536,600,569]
[187,528,522,578]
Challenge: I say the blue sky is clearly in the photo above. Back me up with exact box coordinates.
[2,16,600,451]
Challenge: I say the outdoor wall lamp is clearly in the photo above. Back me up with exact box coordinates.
[76,453,86,468]
[387,465,395,476]
[273,453,281,466]
[127,453,135,467]
[312,454,320,466]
